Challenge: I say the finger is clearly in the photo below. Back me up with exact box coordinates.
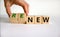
[23,4,29,16]
[5,2,12,17]
[14,0,29,15]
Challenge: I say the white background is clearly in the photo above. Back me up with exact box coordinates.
[0,0,60,37]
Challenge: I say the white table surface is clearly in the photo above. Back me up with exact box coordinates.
[0,15,60,37]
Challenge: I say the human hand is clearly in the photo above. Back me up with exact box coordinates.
[4,0,29,17]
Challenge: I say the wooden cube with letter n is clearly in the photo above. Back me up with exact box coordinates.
[42,16,49,24]
[9,13,18,23]
[26,16,35,24]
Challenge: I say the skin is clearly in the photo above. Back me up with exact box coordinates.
[4,0,29,17]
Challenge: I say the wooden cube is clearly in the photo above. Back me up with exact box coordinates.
[9,13,18,23]
[34,16,43,24]
[26,16,35,24]
[18,13,27,24]
[41,16,49,24]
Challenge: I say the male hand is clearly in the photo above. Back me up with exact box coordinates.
[4,0,29,17]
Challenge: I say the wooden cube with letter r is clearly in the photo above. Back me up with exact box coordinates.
[9,13,18,23]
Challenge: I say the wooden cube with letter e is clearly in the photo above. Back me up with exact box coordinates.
[34,16,43,24]
[18,13,27,24]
